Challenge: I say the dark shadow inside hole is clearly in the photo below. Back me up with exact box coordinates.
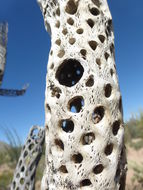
[65,0,78,15]
[87,19,94,28]
[92,106,105,124]
[82,132,95,145]
[93,164,104,174]
[89,7,100,16]
[69,96,84,113]
[104,143,113,156]
[56,59,84,87]
[112,120,120,136]
[92,0,100,7]
[72,153,83,163]
[80,179,92,187]
[86,75,94,87]
[60,119,74,133]
[104,83,112,98]
[98,35,105,43]
[59,165,68,173]
[55,139,64,150]
[89,41,98,50]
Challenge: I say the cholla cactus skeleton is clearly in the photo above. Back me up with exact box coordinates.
[11,126,45,190]
[0,22,8,86]
[38,0,127,189]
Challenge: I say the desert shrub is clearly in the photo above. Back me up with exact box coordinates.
[0,171,13,190]
[131,162,143,188]
[125,112,143,144]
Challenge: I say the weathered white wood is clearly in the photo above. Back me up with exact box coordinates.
[38,0,127,189]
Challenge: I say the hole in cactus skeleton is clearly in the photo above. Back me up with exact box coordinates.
[86,75,94,87]
[59,165,68,173]
[72,153,83,163]
[104,143,113,156]
[65,0,78,15]
[61,119,74,133]
[92,106,105,124]
[89,40,98,50]
[87,19,94,28]
[82,132,95,145]
[80,179,92,187]
[93,164,104,174]
[55,139,64,150]
[112,120,120,135]
[104,83,112,98]
[89,7,100,16]
[69,96,84,113]
[56,59,84,87]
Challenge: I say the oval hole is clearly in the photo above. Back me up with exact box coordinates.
[68,96,84,113]
[56,59,84,87]
[81,132,95,145]
[92,106,105,124]
[60,119,74,133]
[89,7,100,16]
[72,153,83,163]
[112,120,120,136]
[104,143,113,156]
[80,179,92,187]
[93,164,104,174]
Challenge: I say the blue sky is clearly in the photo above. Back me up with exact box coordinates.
[0,0,143,143]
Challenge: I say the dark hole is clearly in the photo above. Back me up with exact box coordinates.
[80,49,87,59]
[30,163,34,171]
[19,160,22,167]
[59,165,68,173]
[62,28,68,35]
[89,7,100,16]
[104,143,113,156]
[69,38,76,45]
[110,43,115,54]
[119,97,123,113]
[86,75,94,87]
[76,28,83,34]
[81,132,95,145]
[107,19,113,36]
[112,120,120,135]
[20,178,25,185]
[96,58,101,67]
[89,41,98,50]
[105,52,110,60]
[56,59,84,87]
[65,0,78,15]
[21,166,25,172]
[57,49,65,58]
[98,35,105,43]
[72,153,83,163]
[104,83,112,98]
[55,20,60,28]
[24,151,28,158]
[92,106,105,124]
[93,164,104,174]
[56,8,60,16]
[80,179,92,187]
[110,69,114,76]
[69,96,84,113]
[13,181,16,189]
[60,119,74,133]
[29,143,34,150]
[87,19,94,28]
[0,69,3,74]
[55,39,61,46]
[55,139,64,150]
[67,18,74,25]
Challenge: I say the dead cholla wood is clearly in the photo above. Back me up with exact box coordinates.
[11,126,45,190]
[38,0,127,189]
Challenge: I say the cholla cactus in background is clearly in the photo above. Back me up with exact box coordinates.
[38,0,127,189]
[11,126,45,190]
[0,22,8,86]
[0,22,28,96]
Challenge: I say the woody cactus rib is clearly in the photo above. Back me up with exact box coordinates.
[38,0,127,189]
